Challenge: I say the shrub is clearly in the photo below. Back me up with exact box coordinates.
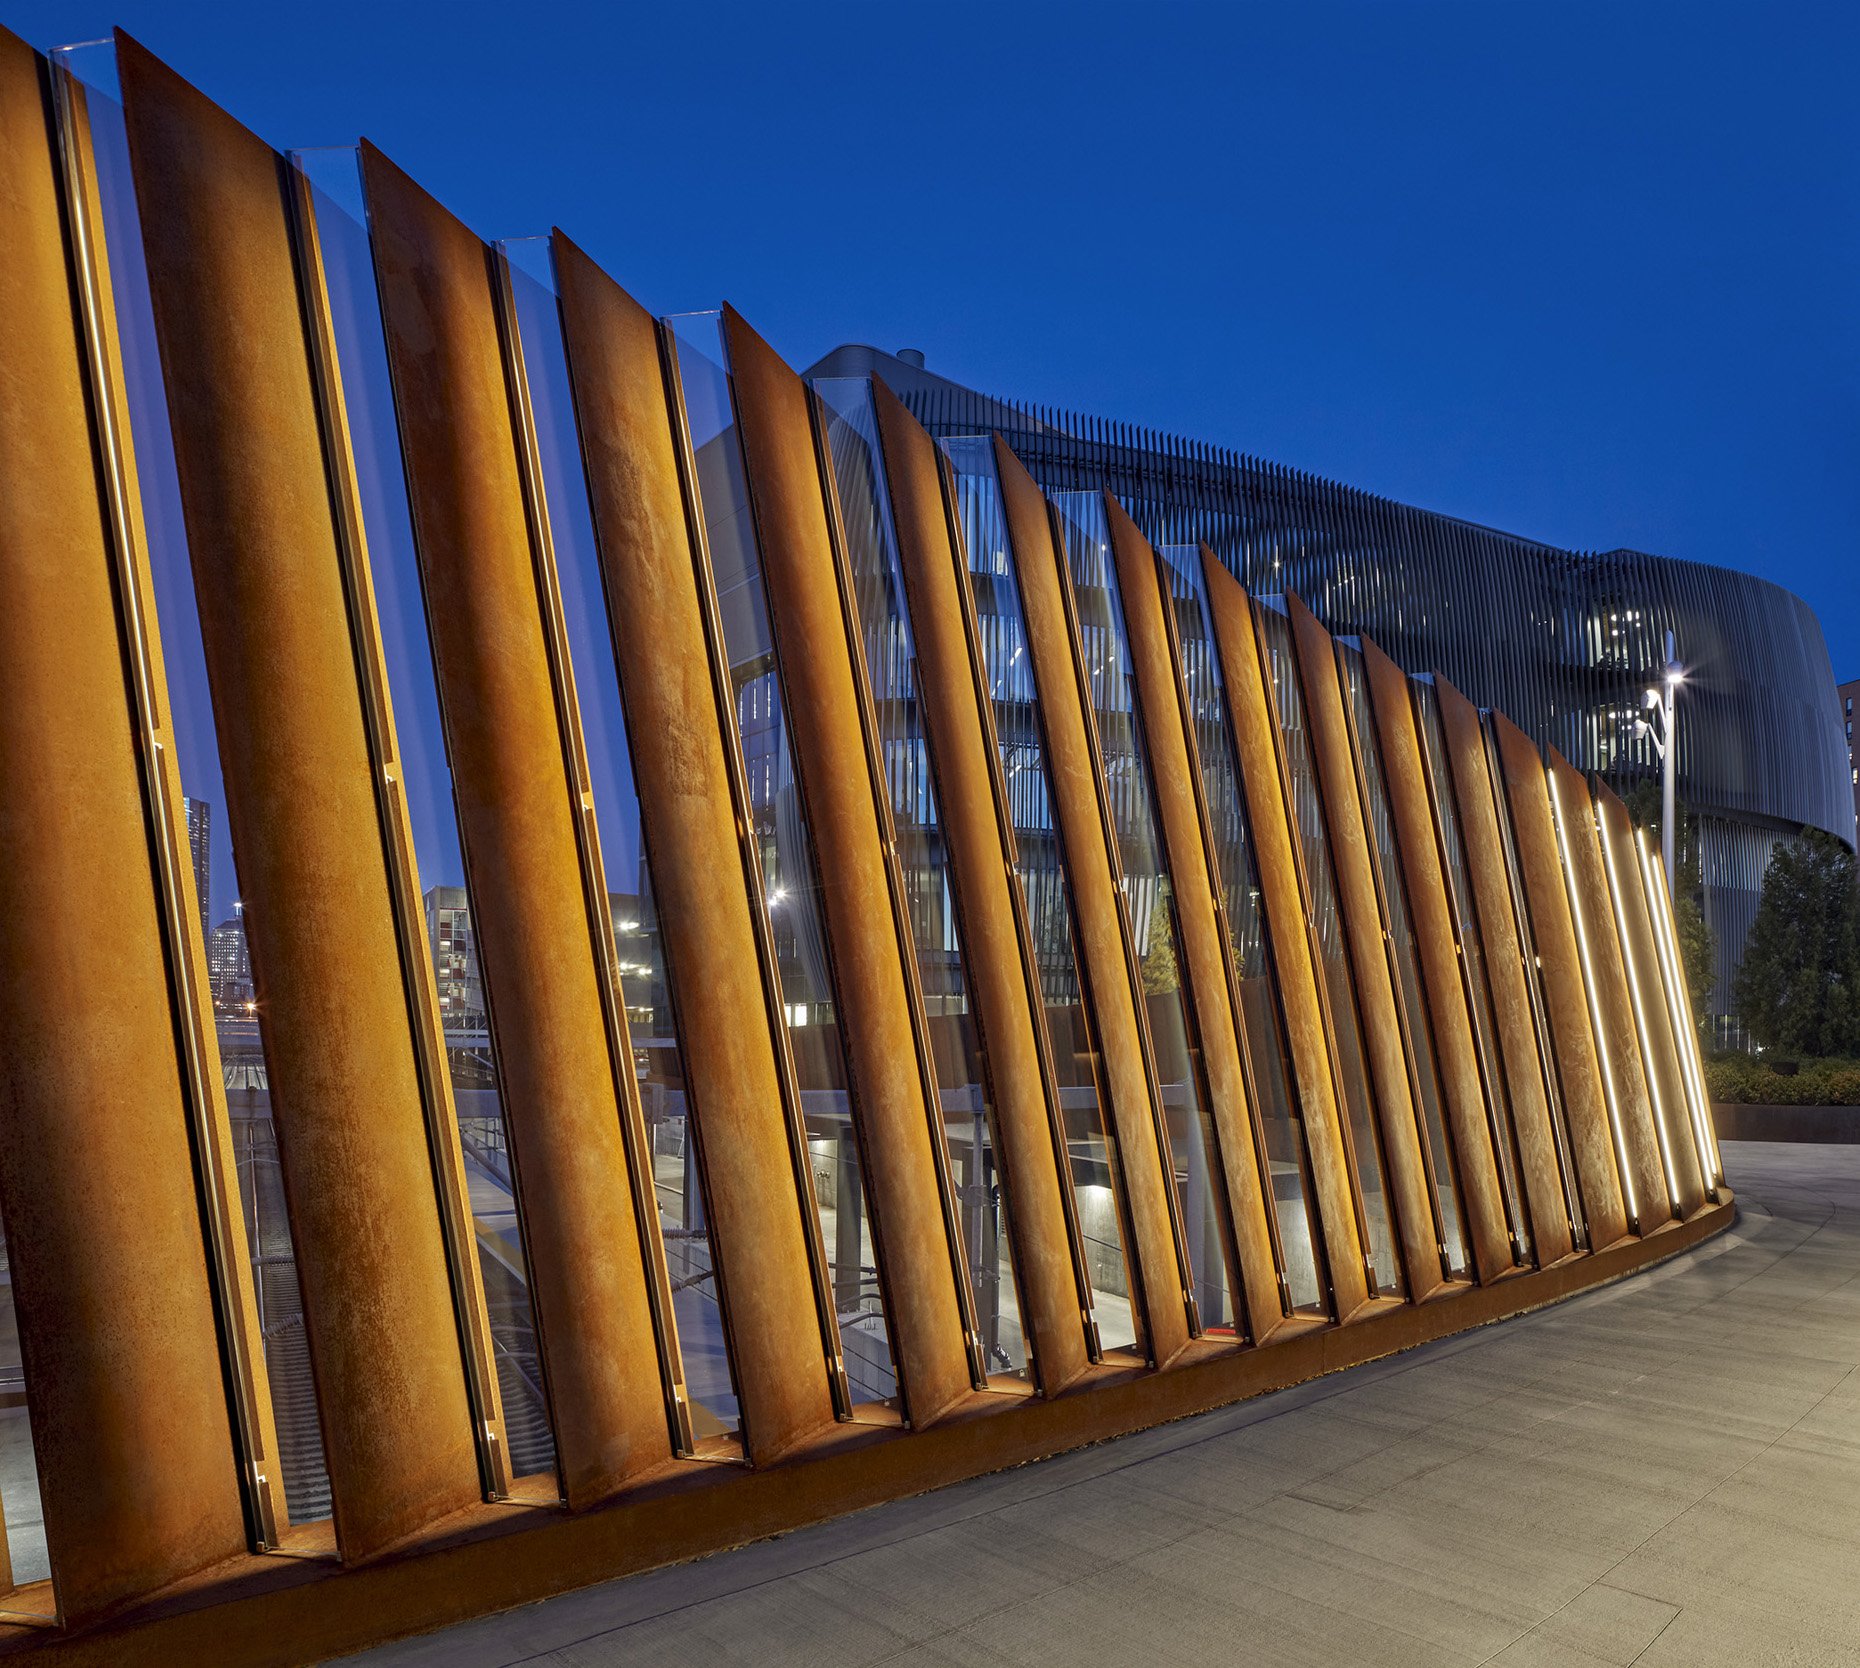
[1706,1054,1860,1106]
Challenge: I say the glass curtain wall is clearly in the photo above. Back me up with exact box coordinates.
[1480,717,1590,1248]
[1411,678,1539,1260]
[294,150,556,1478]
[55,46,333,1524]
[499,242,740,1437]
[940,437,1153,1354]
[1256,603,1471,1278]
[811,377,1036,1376]
[1162,548,1368,1308]
[664,314,895,1403]
[1047,493,1238,1336]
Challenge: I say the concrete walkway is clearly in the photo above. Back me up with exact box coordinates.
[341,1142,1860,1667]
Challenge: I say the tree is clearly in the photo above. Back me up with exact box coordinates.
[1733,830,1860,1057]
[1617,777,1716,1034]
[1140,882,1178,994]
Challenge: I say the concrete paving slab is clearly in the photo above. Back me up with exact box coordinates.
[333,1142,1860,1667]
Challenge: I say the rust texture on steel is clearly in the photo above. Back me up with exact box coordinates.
[867,381,1093,1390]
[1225,568,1447,1303]
[1103,502,1350,1327]
[0,26,1736,1659]
[1434,678,1575,1263]
[992,441,1195,1363]
[1489,715,1631,1245]
[1592,783,1706,1217]
[1344,624,1512,1281]
[551,240,837,1463]
[358,149,676,1502]
[1279,595,1484,1286]
[0,26,249,1623]
[720,308,974,1425]
[114,37,486,1560]
[1546,750,1672,1231]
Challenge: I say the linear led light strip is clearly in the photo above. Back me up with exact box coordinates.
[1635,829,1725,1191]
[1545,768,1640,1230]
[1594,803,1685,1216]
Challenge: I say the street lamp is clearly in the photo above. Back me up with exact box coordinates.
[1631,629,1684,890]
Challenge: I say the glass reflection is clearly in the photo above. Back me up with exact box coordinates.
[1163,548,1369,1307]
[666,314,896,1404]
[1481,714,1589,1247]
[1258,603,1471,1279]
[1411,678,1536,1260]
[295,150,556,1477]
[940,440,1159,1354]
[1047,491,1240,1335]
[500,242,740,1437]
[55,45,334,1525]
[0,1205,47,1590]
[811,378,1037,1377]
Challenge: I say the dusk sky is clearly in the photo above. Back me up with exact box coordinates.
[12,0,1856,679]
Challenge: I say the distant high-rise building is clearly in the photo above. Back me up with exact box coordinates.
[423,886,485,1030]
[206,908,252,1015]
[183,795,211,920]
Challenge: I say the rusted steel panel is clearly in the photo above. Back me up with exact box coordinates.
[1197,554,1458,1309]
[1104,505,1348,1327]
[868,383,1092,1390]
[1488,715,1631,1244]
[1543,749,1672,1232]
[360,151,676,1503]
[551,241,838,1461]
[1434,679,1574,1263]
[1214,563,1445,1302]
[117,36,483,1559]
[1279,591,1495,1279]
[1350,632,1516,1279]
[992,442,1197,1360]
[718,309,973,1425]
[0,27,250,1621]
[1592,782,1705,1217]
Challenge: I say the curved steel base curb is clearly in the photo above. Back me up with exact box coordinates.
[0,1196,1733,1668]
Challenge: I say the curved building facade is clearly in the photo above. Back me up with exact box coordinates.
[807,346,1855,1038]
[0,26,1736,1664]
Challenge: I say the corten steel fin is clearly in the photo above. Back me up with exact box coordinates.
[1488,715,1631,1244]
[1545,747,1672,1233]
[1592,783,1706,1217]
[114,35,485,1559]
[357,149,677,1502]
[1637,834,1724,1193]
[1204,558,1447,1305]
[1339,625,1513,1282]
[992,440,1197,1361]
[50,41,289,1549]
[1280,595,1498,1283]
[867,382,1095,1391]
[718,308,974,1426]
[810,382,989,1395]
[550,239,838,1462]
[1102,504,1355,1326]
[1434,678,1575,1263]
[0,27,250,1622]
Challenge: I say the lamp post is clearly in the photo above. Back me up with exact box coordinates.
[1633,629,1684,891]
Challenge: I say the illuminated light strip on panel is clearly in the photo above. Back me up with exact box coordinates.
[1593,802,1684,1216]
[1545,768,1640,1230]
[1635,830,1724,1191]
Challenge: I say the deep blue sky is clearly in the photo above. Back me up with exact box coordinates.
[12,0,1857,677]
